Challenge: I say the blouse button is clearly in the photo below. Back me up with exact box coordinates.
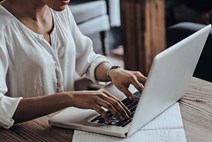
[56,82,63,92]
[57,82,62,87]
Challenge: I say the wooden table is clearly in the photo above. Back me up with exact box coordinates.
[180,78,212,142]
[0,77,212,142]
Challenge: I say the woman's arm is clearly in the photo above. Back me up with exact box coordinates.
[94,61,112,82]
[95,62,147,100]
[13,93,71,123]
[13,91,130,123]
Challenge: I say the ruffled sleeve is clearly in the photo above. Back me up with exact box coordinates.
[0,32,22,129]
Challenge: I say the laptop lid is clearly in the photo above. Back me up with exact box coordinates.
[49,25,211,138]
[127,24,211,136]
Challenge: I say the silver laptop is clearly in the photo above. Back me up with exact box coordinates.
[49,25,211,138]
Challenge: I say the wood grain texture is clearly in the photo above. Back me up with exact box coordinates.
[0,115,73,142]
[120,0,166,76]
[0,77,211,142]
[180,78,212,142]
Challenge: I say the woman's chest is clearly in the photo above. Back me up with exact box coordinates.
[6,28,76,73]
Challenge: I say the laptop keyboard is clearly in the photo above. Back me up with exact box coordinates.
[90,91,141,127]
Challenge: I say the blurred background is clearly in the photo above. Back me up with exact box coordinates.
[69,0,211,56]
[69,0,212,89]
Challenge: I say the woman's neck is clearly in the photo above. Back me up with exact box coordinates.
[2,0,48,21]
[1,0,54,44]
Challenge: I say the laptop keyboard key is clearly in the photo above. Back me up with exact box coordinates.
[90,91,141,127]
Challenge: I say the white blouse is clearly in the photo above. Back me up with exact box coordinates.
[0,5,109,128]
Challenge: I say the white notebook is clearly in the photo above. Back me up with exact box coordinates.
[72,102,187,142]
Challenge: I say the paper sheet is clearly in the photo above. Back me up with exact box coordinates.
[73,129,186,142]
[72,102,187,142]
[141,102,183,130]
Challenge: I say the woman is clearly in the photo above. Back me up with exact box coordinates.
[0,0,146,128]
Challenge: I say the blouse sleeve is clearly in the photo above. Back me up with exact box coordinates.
[66,7,111,82]
[0,32,22,129]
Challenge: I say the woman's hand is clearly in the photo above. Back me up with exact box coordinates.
[64,91,131,123]
[108,68,147,100]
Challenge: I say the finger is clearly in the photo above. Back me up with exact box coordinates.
[97,93,127,120]
[93,105,109,122]
[118,85,134,101]
[130,75,144,92]
[134,71,147,84]
[97,98,122,119]
[103,91,131,119]
[100,99,126,121]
